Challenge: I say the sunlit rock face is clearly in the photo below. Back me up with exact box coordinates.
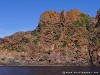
[88,9,100,66]
[0,9,99,66]
[96,9,100,23]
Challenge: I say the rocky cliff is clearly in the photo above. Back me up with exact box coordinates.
[0,9,100,66]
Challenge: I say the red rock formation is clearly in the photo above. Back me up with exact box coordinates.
[96,9,100,23]
[39,10,60,25]
[0,9,99,66]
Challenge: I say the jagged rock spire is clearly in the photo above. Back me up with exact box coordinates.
[96,9,100,23]
[60,9,67,24]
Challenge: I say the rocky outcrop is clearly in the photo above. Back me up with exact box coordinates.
[39,10,60,25]
[88,9,100,66]
[39,9,83,26]
[96,9,100,23]
[0,9,100,66]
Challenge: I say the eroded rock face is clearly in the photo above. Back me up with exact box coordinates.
[39,9,83,26]
[89,22,100,66]
[0,9,100,66]
[96,9,100,23]
[88,9,100,66]
[39,10,60,25]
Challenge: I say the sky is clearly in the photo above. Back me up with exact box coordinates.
[0,0,100,38]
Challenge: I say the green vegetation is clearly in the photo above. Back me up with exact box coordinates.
[33,40,38,44]
[80,13,89,23]
[72,20,83,27]
[63,42,67,47]
[65,37,69,41]
[96,39,100,44]
[3,44,25,52]
[3,44,12,50]
[74,41,81,49]
[54,35,60,40]
[73,13,89,27]
[68,32,74,37]
[59,42,67,48]
[80,13,85,17]
[16,47,25,52]
[9,36,13,39]
[31,32,38,37]
[93,28,98,31]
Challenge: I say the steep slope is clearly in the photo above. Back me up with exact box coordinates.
[0,9,99,66]
[88,9,100,66]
